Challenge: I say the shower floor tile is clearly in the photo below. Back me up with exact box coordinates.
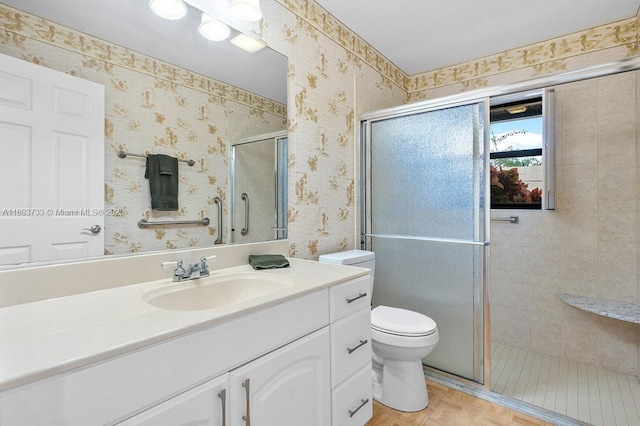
[491,343,640,426]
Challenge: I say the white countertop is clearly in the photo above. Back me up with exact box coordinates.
[0,259,368,392]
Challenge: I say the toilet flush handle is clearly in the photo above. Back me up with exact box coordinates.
[346,292,367,304]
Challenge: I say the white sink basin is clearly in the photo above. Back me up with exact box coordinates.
[143,272,295,311]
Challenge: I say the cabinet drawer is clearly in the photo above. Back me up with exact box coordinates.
[332,364,372,426]
[330,308,371,388]
[330,275,370,322]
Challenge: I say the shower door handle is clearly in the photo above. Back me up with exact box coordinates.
[214,196,223,244]
[241,193,249,236]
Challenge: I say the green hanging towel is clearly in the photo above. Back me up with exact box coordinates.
[248,254,290,270]
[145,154,179,211]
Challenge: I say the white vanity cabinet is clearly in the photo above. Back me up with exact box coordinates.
[0,273,372,426]
[121,328,331,426]
[329,276,373,425]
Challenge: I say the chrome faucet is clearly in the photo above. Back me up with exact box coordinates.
[162,255,218,282]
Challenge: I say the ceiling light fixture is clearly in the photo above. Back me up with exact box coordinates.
[149,0,188,20]
[198,14,231,41]
[230,33,266,53]
[506,106,527,114]
[229,0,263,22]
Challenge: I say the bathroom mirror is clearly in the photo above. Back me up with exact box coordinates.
[0,0,288,268]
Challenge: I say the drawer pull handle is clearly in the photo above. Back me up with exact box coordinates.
[346,292,367,304]
[348,398,370,418]
[347,339,368,354]
[242,378,251,425]
[218,389,227,426]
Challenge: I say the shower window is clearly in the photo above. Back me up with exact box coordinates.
[490,90,555,210]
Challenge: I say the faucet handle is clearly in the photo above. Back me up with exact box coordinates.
[200,255,217,275]
[162,260,187,281]
[161,260,179,269]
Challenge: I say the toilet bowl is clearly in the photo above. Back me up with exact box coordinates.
[371,305,439,411]
[318,250,439,412]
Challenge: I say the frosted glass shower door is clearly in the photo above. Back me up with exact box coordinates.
[363,102,488,383]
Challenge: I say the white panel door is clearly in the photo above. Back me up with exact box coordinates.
[0,53,105,266]
[229,328,331,426]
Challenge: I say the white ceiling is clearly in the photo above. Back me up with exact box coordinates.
[314,0,640,75]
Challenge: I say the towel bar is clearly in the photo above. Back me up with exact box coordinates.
[138,218,210,228]
[117,151,195,167]
[490,216,519,224]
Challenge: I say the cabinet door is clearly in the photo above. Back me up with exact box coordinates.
[118,373,229,426]
[229,328,331,426]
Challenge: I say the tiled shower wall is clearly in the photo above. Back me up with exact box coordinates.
[491,72,640,376]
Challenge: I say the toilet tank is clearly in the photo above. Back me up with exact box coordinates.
[318,250,375,293]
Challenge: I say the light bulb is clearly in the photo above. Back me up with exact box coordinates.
[229,0,263,22]
[198,14,231,41]
[149,0,187,20]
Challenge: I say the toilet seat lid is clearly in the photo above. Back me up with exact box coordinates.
[371,305,437,336]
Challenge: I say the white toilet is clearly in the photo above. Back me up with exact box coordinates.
[318,250,439,412]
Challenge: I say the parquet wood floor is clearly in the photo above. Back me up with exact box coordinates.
[366,380,555,426]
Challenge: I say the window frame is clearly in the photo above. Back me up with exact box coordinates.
[489,89,555,210]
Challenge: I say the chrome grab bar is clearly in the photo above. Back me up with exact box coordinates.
[364,233,489,247]
[138,218,209,228]
[241,193,249,236]
[214,197,223,244]
[490,215,519,224]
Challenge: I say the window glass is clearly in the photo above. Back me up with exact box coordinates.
[490,99,543,209]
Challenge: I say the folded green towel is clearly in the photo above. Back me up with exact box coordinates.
[249,254,290,270]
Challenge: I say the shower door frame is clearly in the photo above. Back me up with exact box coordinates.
[360,97,492,386]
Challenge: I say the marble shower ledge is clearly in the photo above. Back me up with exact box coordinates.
[558,293,640,324]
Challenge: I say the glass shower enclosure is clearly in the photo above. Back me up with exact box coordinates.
[230,131,287,244]
[360,100,489,384]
